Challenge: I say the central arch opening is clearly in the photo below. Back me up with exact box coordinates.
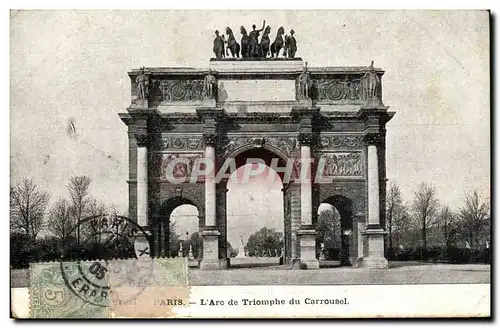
[224,146,288,269]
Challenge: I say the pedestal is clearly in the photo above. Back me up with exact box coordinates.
[297,98,313,108]
[236,245,246,258]
[200,230,221,270]
[292,99,314,112]
[201,98,217,108]
[298,229,319,269]
[130,98,148,109]
[360,228,388,269]
[362,97,385,109]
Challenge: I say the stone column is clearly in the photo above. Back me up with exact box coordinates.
[354,214,366,266]
[135,134,149,227]
[297,132,319,269]
[204,140,216,227]
[361,134,388,268]
[200,132,220,270]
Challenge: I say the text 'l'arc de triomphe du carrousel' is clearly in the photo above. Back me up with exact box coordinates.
[119,22,394,270]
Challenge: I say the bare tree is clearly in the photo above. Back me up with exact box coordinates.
[412,183,439,250]
[10,178,50,241]
[86,197,106,217]
[386,181,404,249]
[439,206,458,248]
[68,176,92,245]
[82,197,107,243]
[47,198,75,250]
[392,202,413,248]
[457,190,490,249]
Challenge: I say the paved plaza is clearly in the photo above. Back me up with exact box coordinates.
[189,262,490,286]
[10,262,490,288]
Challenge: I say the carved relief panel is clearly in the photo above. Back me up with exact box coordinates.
[319,135,364,150]
[221,136,298,158]
[151,153,203,181]
[149,79,204,103]
[151,135,204,151]
[313,78,364,104]
[319,152,364,177]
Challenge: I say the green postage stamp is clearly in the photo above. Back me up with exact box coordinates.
[29,258,188,318]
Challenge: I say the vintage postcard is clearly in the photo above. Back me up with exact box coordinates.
[10,10,490,318]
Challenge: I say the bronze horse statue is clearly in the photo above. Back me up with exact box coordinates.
[270,26,285,58]
[259,26,271,58]
[225,27,240,58]
[240,26,249,58]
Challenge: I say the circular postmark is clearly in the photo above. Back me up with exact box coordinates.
[60,214,154,307]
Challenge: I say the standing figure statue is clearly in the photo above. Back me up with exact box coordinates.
[363,61,381,102]
[248,20,266,58]
[259,26,271,58]
[283,35,290,58]
[213,30,225,59]
[286,29,297,59]
[270,26,285,58]
[225,27,240,58]
[240,26,250,58]
[203,69,217,99]
[135,67,149,99]
[297,65,312,100]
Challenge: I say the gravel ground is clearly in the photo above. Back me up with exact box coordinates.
[11,261,490,287]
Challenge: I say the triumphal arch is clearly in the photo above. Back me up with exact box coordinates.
[120,43,394,269]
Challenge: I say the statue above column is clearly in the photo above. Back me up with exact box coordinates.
[296,64,313,107]
[201,69,217,107]
[203,69,217,100]
[136,66,149,99]
[363,61,384,107]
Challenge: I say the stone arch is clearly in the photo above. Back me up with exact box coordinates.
[320,194,363,218]
[158,191,204,218]
[149,191,204,258]
[222,143,290,185]
[318,194,360,266]
[222,141,290,165]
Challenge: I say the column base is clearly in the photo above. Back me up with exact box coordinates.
[200,259,221,270]
[200,258,227,270]
[200,230,221,270]
[349,257,363,268]
[359,256,388,269]
[360,228,388,269]
[297,229,319,270]
[134,227,152,259]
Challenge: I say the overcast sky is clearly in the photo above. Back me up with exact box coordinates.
[10,10,489,244]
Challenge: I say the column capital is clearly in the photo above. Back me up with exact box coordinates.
[363,133,383,147]
[135,133,150,147]
[203,132,218,147]
[298,132,313,146]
